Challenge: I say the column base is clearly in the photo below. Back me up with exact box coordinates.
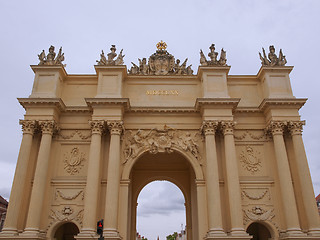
[76,229,99,240]
[230,228,250,238]
[103,229,122,240]
[205,228,228,239]
[280,228,308,239]
[308,228,320,237]
[0,228,19,237]
[18,229,46,240]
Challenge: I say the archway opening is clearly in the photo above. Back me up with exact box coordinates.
[246,222,271,240]
[53,222,79,240]
[136,181,186,240]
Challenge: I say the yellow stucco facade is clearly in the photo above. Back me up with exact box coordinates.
[1,43,320,240]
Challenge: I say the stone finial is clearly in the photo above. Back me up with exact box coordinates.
[96,45,125,66]
[38,45,65,66]
[259,45,287,66]
[128,41,193,75]
[200,43,227,66]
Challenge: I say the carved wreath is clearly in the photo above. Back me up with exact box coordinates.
[64,147,86,175]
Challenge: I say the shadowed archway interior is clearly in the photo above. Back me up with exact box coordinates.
[54,222,79,240]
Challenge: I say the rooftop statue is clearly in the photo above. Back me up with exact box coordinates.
[96,45,125,66]
[128,41,193,75]
[200,44,227,66]
[38,45,65,65]
[259,45,287,66]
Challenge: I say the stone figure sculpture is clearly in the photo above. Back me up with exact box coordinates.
[128,41,193,75]
[259,45,287,66]
[38,45,65,65]
[97,45,125,65]
[199,43,227,66]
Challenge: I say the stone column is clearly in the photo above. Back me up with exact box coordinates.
[221,121,248,237]
[78,120,105,237]
[23,120,57,236]
[288,121,320,236]
[103,121,124,239]
[195,180,208,240]
[1,120,36,236]
[201,121,226,238]
[267,121,304,236]
[118,179,130,240]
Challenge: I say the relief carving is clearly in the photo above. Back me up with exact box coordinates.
[239,146,262,173]
[124,127,201,163]
[241,189,269,200]
[243,206,274,224]
[234,130,267,141]
[64,147,86,175]
[48,206,83,229]
[59,130,91,140]
[55,190,84,201]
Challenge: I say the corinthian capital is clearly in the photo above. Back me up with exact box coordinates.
[266,121,286,136]
[200,120,219,136]
[220,121,235,135]
[38,120,59,135]
[107,121,124,135]
[19,120,37,135]
[89,120,105,135]
[288,120,305,136]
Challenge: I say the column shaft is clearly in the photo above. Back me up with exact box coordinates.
[23,120,56,235]
[221,121,247,236]
[2,120,35,235]
[103,121,123,239]
[201,121,225,238]
[268,121,303,236]
[289,121,320,235]
[196,180,208,240]
[80,120,105,236]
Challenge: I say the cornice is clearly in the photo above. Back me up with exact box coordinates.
[30,65,67,77]
[94,65,127,77]
[64,106,92,113]
[85,98,130,110]
[234,107,261,113]
[259,98,307,112]
[257,66,294,79]
[195,98,240,111]
[18,98,66,112]
[128,107,197,113]
[197,66,231,77]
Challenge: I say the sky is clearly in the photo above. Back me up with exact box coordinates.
[0,0,320,239]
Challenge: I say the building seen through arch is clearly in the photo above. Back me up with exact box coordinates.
[1,42,320,240]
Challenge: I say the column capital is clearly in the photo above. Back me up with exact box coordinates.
[220,121,235,135]
[266,120,287,136]
[200,120,219,136]
[107,121,124,135]
[38,120,58,135]
[89,120,105,135]
[19,120,37,135]
[288,120,305,136]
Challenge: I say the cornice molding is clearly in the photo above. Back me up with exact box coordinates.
[128,107,197,113]
[259,98,307,112]
[197,65,231,77]
[18,98,66,112]
[30,65,67,77]
[195,98,240,111]
[94,65,127,77]
[85,98,130,110]
[257,66,294,79]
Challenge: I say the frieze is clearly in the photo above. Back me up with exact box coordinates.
[239,146,262,174]
[59,130,91,140]
[123,127,201,163]
[234,130,268,141]
[64,147,86,175]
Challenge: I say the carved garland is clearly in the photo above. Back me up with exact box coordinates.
[55,190,84,200]
[123,127,201,163]
[241,189,269,200]
[243,206,275,224]
[59,130,91,140]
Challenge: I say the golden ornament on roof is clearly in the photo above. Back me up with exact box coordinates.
[156,40,167,50]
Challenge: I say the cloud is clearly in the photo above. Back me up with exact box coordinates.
[137,181,185,217]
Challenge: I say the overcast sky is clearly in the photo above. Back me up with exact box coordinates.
[0,0,320,239]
